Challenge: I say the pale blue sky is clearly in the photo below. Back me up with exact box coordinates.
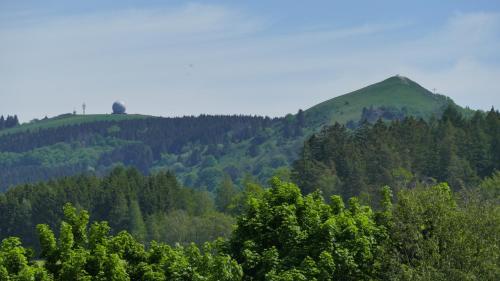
[1,1,499,122]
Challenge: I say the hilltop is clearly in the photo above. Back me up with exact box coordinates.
[0,113,152,137]
[304,75,455,128]
[0,76,463,191]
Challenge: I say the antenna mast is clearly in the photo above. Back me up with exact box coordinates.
[82,103,86,115]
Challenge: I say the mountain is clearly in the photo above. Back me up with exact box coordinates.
[304,75,455,128]
[0,76,460,191]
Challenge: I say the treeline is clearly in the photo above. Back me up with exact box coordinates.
[293,106,500,199]
[0,115,281,154]
[0,114,295,190]
[0,115,19,130]
[1,178,499,280]
[0,167,234,249]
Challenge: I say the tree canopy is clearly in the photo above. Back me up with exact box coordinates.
[1,178,499,280]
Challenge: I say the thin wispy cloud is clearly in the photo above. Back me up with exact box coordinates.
[0,3,499,122]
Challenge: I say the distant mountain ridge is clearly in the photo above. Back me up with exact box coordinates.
[0,76,464,191]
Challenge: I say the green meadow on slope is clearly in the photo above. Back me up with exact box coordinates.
[0,113,151,137]
[305,75,455,128]
[0,76,458,191]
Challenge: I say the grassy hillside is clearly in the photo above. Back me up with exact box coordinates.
[305,75,454,128]
[0,76,466,191]
[0,113,151,136]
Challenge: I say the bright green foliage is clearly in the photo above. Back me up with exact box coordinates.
[227,175,265,216]
[1,179,500,280]
[128,200,147,242]
[62,203,89,248]
[383,184,500,280]
[229,177,387,280]
[479,171,500,201]
[145,210,234,245]
[0,237,52,280]
[27,203,243,281]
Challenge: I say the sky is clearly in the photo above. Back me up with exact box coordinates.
[1,1,500,122]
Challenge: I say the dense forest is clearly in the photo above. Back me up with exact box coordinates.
[0,115,279,154]
[1,176,499,280]
[0,167,240,249]
[293,106,500,200]
[0,115,19,131]
[0,114,306,192]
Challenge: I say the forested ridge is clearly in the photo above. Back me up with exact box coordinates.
[0,76,458,192]
[0,115,278,154]
[0,114,296,191]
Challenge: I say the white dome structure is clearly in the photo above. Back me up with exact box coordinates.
[112,101,126,114]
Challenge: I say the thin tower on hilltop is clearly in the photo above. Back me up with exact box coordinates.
[82,103,86,115]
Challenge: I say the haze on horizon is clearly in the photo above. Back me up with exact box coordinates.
[1,0,500,122]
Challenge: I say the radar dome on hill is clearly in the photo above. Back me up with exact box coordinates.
[112,101,126,114]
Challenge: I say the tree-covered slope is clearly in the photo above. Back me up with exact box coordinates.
[293,107,500,200]
[0,114,288,191]
[0,76,464,191]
